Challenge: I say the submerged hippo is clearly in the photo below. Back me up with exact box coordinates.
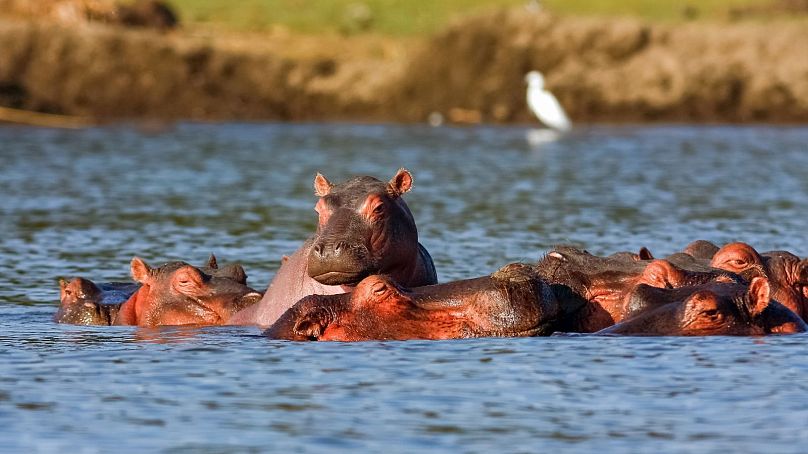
[231,169,437,327]
[535,246,739,332]
[53,254,257,325]
[681,240,721,260]
[598,277,807,336]
[115,257,262,326]
[55,278,137,325]
[710,242,808,320]
[266,263,565,341]
[607,247,654,262]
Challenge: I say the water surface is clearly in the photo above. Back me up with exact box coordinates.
[1,124,807,452]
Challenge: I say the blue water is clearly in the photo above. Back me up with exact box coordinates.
[1,124,807,452]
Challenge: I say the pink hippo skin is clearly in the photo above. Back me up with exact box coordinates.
[54,254,252,325]
[711,242,808,321]
[229,169,437,327]
[114,257,262,327]
[265,263,560,341]
[597,277,807,336]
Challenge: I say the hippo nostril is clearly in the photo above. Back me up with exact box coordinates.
[334,241,346,255]
[313,243,325,257]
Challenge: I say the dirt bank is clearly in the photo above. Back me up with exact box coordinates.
[395,10,808,123]
[0,20,400,121]
[1,9,807,124]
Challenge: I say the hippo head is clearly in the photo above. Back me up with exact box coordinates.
[268,267,557,341]
[760,252,808,320]
[710,242,766,281]
[711,243,808,320]
[266,275,410,341]
[536,246,741,331]
[307,169,419,286]
[202,253,249,286]
[600,277,807,336]
[536,246,644,295]
[55,277,112,325]
[129,257,262,326]
[607,247,655,262]
[537,246,736,309]
[682,240,720,260]
[638,259,739,287]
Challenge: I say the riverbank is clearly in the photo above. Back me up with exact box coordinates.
[0,8,806,124]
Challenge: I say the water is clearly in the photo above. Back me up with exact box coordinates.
[1,123,807,453]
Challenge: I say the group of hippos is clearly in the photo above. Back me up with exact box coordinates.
[55,169,808,340]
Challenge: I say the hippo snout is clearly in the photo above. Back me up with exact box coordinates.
[265,294,349,340]
[307,240,373,285]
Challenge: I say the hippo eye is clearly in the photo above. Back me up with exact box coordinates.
[721,258,747,269]
[372,204,385,217]
[547,252,566,261]
[371,281,387,294]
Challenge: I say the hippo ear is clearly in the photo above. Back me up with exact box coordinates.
[313,173,333,197]
[130,257,153,284]
[638,247,654,260]
[59,278,69,300]
[207,253,218,270]
[747,277,771,317]
[387,168,413,197]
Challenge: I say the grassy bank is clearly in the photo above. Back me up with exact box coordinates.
[171,0,774,35]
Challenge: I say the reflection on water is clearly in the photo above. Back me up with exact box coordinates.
[1,124,807,452]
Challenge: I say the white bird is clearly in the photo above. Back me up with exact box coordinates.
[525,71,571,132]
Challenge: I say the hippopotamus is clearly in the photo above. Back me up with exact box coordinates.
[266,263,566,341]
[681,240,720,260]
[710,242,808,320]
[607,247,654,262]
[55,255,251,325]
[608,241,723,266]
[597,277,807,336]
[55,278,137,325]
[230,169,438,328]
[535,246,740,332]
[115,257,262,326]
[615,241,721,264]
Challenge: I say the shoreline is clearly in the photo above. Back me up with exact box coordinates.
[1,9,806,125]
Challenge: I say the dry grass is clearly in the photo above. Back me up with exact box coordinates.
[0,0,119,24]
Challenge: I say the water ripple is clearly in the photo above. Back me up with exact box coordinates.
[0,124,807,452]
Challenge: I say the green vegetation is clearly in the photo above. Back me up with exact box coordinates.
[170,0,773,35]
[544,0,769,21]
